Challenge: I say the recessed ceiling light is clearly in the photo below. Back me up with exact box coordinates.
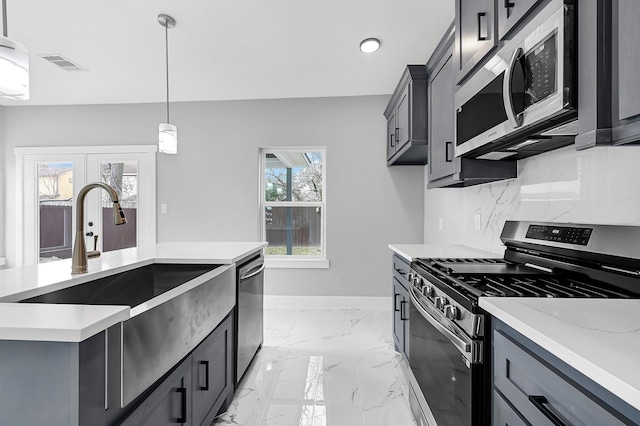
[360,38,380,54]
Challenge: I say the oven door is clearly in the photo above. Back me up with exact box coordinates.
[408,288,488,426]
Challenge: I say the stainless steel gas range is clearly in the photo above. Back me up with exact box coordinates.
[406,221,640,426]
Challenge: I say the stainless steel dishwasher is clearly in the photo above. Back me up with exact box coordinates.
[236,253,265,384]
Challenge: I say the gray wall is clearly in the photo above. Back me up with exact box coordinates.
[3,95,424,297]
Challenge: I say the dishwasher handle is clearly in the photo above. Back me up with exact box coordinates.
[239,258,265,281]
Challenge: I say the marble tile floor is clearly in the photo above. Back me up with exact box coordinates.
[213,307,418,426]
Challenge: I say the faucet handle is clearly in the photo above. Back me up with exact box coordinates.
[87,235,101,259]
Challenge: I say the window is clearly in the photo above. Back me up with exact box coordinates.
[260,148,327,267]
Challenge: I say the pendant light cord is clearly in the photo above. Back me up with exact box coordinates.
[2,0,8,37]
[165,23,170,123]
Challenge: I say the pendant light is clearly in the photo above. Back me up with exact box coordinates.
[158,14,177,154]
[0,0,29,100]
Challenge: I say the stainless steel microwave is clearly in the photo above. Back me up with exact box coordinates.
[455,0,577,160]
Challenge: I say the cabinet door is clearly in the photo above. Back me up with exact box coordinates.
[192,315,233,426]
[120,357,193,426]
[395,84,411,151]
[386,111,397,160]
[392,277,410,359]
[617,0,640,122]
[428,54,457,182]
[455,0,497,83]
[493,390,529,426]
[493,330,628,426]
[497,0,542,40]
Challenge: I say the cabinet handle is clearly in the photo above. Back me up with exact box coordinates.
[199,360,210,391]
[477,12,488,41]
[400,300,409,321]
[394,293,400,312]
[504,0,515,8]
[528,395,567,426]
[176,386,187,423]
[445,142,453,162]
[395,127,400,142]
[394,267,406,276]
[390,133,395,147]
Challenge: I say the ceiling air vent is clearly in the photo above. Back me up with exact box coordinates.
[38,54,87,72]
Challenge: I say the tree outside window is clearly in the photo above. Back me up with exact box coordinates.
[261,149,326,258]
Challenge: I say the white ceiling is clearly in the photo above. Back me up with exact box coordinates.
[0,0,454,107]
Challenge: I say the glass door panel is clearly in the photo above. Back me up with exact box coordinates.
[37,162,74,262]
[97,161,138,252]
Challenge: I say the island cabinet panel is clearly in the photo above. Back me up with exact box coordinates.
[119,357,193,426]
[191,314,234,426]
[391,254,410,359]
[493,320,640,425]
[454,0,497,83]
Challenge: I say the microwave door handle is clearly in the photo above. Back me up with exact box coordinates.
[503,47,524,129]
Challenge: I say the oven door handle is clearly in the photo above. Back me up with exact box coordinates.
[410,288,471,355]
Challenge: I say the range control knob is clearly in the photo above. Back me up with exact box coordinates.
[444,305,460,320]
[413,276,422,287]
[435,296,449,311]
[422,285,434,298]
[407,272,414,282]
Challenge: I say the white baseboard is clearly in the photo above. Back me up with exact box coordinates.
[264,295,390,310]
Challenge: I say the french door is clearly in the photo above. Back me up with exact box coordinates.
[16,146,156,266]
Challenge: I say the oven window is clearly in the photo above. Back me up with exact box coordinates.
[456,72,508,146]
[409,301,473,425]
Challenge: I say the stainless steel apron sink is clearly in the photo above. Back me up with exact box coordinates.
[20,262,236,407]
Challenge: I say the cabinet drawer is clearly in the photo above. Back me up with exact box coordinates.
[493,389,529,426]
[493,330,627,425]
[392,254,410,285]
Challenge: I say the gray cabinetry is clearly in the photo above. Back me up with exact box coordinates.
[192,314,234,426]
[576,0,640,149]
[121,313,234,426]
[454,0,497,83]
[428,25,517,188]
[119,357,193,426]
[384,66,428,165]
[391,254,410,359]
[493,319,640,425]
[497,0,543,39]
[611,0,640,145]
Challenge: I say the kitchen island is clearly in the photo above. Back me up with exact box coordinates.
[0,242,266,426]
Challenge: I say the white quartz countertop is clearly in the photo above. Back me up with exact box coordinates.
[0,242,266,342]
[480,298,640,412]
[389,243,503,262]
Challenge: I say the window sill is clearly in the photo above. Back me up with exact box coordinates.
[265,258,330,269]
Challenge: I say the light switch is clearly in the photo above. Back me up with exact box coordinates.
[161,203,168,214]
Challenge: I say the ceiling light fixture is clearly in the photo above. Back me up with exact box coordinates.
[0,0,29,100]
[158,14,177,154]
[359,38,380,54]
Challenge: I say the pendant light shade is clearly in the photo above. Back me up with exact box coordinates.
[159,123,177,154]
[0,0,29,100]
[158,14,176,154]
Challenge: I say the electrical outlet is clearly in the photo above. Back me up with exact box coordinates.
[474,214,481,230]
[161,203,168,214]
[438,218,444,230]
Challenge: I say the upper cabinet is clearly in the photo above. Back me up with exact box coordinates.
[454,0,497,83]
[497,0,544,40]
[611,0,640,145]
[428,25,516,188]
[384,65,429,166]
[575,0,640,149]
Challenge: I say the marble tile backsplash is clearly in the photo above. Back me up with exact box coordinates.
[425,145,640,253]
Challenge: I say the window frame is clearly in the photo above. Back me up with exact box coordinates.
[259,147,329,269]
